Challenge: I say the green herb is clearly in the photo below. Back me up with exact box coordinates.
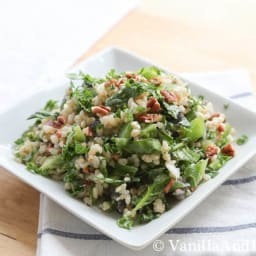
[141,124,158,138]
[106,81,146,108]
[44,99,58,111]
[118,174,169,229]
[208,153,232,172]
[68,71,102,87]
[106,69,121,80]
[184,159,207,187]
[74,143,88,154]
[62,126,86,160]
[138,66,161,79]
[117,216,134,229]
[125,139,162,154]
[224,103,229,110]
[93,176,125,185]
[162,102,180,119]
[185,117,205,141]
[27,110,59,120]
[73,86,96,112]
[236,134,248,145]
[111,164,138,177]
[172,147,201,163]
[119,122,133,138]
[14,138,24,145]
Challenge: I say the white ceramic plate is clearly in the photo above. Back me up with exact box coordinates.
[1,47,256,250]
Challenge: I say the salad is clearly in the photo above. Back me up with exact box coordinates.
[14,67,237,229]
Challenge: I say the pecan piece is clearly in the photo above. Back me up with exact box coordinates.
[137,114,162,123]
[208,112,220,121]
[125,72,137,79]
[116,78,125,88]
[149,77,161,86]
[57,115,66,125]
[206,145,219,158]
[146,97,161,113]
[104,78,117,87]
[221,144,235,157]
[160,90,177,103]
[91,106,111,116]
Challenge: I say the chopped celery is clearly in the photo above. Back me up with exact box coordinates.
[141,124,157,138]
[125,139,161,154]
[184,159,208,187]
[73,125,85,142]
[186,117,205,141]
[119,122,133,138]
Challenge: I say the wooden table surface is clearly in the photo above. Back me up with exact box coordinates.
[1,1,255,255]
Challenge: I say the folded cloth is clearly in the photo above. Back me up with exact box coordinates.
[37,70,256,256]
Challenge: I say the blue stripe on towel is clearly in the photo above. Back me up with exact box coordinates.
[38,173,256,241]
[230,92,253,99]
[38,228,110,240]
[222,175,256,185]
[167,222,256,234]
[38,222,256,240]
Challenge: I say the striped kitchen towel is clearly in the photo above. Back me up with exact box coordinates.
[37,70,256,256]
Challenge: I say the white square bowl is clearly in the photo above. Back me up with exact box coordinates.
[0,47,256,250]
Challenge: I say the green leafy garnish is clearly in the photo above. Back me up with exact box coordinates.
[106,81,146,108]
[184,159,208,187]
[44,99,58,111]
[27,111,59,120]
[236,134,248,145]
[138,66,162,79]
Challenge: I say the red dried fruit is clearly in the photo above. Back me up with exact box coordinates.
[164,178,175,193]
[218,124,225,132]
